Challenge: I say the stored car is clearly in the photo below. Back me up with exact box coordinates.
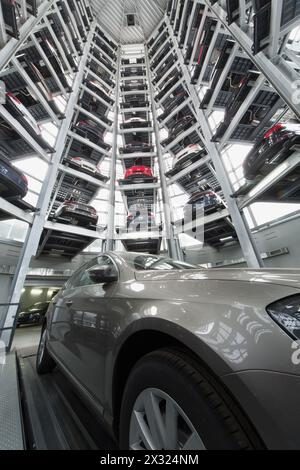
[121,117,149,129]
[6,92,41,136]
[162,115,196,147]
[184,190,225,219]
[85,80,114,106]
[17,302,51,327]
[119,142,153,154]
[74,120,111,151]
[243,122,300,181]
[54,201,98,227]
[123,165,155,183]
[0,155,28,200]
[232,122,300,198]
[127,210,156,231]
[37,251,300,449]
[67,156,109,182]
[173,143,203,169]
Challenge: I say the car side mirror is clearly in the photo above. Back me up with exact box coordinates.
[89,266,118,284]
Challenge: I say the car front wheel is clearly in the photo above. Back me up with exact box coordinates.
[119,349,256,450]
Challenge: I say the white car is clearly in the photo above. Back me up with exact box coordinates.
[124,117,147,124]
[173,143,202,168]
[68,156,107,180]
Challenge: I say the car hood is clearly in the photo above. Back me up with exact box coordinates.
[135,268,300,290]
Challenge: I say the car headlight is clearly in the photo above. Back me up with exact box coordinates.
[267,295,300,339]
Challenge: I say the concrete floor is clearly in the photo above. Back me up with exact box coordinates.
[12,325,41,351]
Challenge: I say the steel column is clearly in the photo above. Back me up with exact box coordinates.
[145,45,183,261]
[1,23,97,348]
[106,47,121,251]
[166,18,263,268]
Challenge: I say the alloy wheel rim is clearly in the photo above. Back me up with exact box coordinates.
[129,388,205,450]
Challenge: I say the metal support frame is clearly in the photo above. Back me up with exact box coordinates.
[165,18,263,268]
[11,57,60,125]
[206,1,300,120]
[106,47,121,251]
[0,0,57,71]
[1,23,97,348]
[145,45,183,260]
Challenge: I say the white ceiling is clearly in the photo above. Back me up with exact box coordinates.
[90,0,168,44]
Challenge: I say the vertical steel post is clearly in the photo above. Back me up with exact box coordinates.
[107,47,121,251]
[1,23,97,348]
[144,45,183,260]
[165,18,263,268]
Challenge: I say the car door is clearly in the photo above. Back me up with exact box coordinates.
[61,255,119,404]
[48,263,90,373]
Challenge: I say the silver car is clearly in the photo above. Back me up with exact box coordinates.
[37,252,300,450]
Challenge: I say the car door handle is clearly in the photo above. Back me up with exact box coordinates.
[66,301,73,307]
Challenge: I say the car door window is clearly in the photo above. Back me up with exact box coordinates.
[77,256,118,287]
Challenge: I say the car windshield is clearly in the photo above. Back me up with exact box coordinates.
[132,255,198,271]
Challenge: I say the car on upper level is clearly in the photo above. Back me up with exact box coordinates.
[73,120,111,151]
[85,79,114,106]
[121,117,149,129]
[5,92,41,135]
[184,190,225,220]
[37,251,300,450]
[54,201,98,228]
[119,142,153,154]
[232,122,300,199]
[66,156,109,182]
[0,155,28,200]
[162,115,196,147]
[243,122,300,181]
[173,144,204,169]
[122,165,156,184]
[127,210,156,232]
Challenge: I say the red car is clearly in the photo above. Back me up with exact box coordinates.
[124,165,154,180]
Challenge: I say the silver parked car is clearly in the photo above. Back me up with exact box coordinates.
[37,252,300,450]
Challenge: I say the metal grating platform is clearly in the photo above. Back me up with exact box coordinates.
[0,353,24,450]
[17,350,116,450]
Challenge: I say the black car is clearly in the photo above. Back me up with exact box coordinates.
[119,142,153,154]
[54,201,98,228]
[17,302,51,327]
[73,120,111,151]
[183,191,237,247]
[243,122,300,180]
[232,122,300,200]
[155,71,182,102]
[0,155,28,200]
[85,80,114,106]
[184,190,225,220]
[212,71,260,142]
[162,115,196,147]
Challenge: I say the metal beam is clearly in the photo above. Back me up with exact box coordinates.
[0,105,50,162]
[58,164,109,189]
[166,17,263,268]
[145,45,182,260]
[11,57,60,125]
[0,197,34,224]
[0,0,56,71]
[107,47,121,251]
[206,1,300,120]
[167,154,211,186]
[2,23,97,348]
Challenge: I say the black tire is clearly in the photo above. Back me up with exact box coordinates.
[119,348,258,450]
[36,326,56,375]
